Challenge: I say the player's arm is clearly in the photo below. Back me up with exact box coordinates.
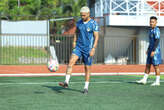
[151,28,160,57]
[93,31,99,49]
[153,29,160,51]
[146,46,150,55]
[72,28,77,49]
[90,31,99,57]
[90,21,99,57]
[152,39,160,51]
[90,22,99,57]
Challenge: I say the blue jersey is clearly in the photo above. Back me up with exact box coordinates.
[146,26,161,65]
[76,19,99,52]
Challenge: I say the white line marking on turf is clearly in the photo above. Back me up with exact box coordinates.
[0,72,164,77]
[0,81,122,85]
[0,81,164,85]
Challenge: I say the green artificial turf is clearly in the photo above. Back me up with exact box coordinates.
[0,75,164,110]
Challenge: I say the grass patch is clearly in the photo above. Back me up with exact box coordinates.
[0,47,48,64]
[0,75,164,110]
[131,75,164,79]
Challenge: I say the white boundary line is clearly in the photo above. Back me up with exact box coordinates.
[0,72,164,77]
[0,80,164,85]
[0,81,122,85]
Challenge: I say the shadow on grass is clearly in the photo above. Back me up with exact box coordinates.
[127,81,141,85]
[34,91,45,94]
[42,85,82,94]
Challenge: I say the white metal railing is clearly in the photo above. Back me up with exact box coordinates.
[92,0,164,25]
[109,0,164,16]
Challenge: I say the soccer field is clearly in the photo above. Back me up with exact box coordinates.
[0,75,164,110]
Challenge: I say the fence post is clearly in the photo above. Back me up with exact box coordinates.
[47,19,50,63]
[103,16,106,36]
[0,13,1,64]
[0,13,1,34]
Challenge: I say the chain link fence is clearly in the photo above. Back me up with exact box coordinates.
[0,16,50,65]
[49,17,105,64]
[0,15,147,65]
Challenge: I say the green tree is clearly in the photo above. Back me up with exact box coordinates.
[0,0,87,20]
[0,0,9,19]
[62,0,87,16]
[8,0,42,20]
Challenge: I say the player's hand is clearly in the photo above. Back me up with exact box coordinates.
[72,42,76,49]
[90,48,95,57]
[151,51,155,57]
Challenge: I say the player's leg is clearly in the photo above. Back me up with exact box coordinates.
[82,54,92,94]
[137,64,151,84]
[65,54,79,83]
[83,65,91,94]
[59,54,79,88]
[151,65,160,86]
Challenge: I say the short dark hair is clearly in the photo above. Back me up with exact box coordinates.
[150,16,157,20]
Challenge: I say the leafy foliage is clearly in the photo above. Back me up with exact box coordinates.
[0,0,87,20]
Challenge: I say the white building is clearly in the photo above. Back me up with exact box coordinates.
[88,0,164,64]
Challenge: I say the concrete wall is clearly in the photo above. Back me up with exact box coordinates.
[137,27,164,64]
[0,20,49,47]
[1,20,48,34]
[104,26,164,64]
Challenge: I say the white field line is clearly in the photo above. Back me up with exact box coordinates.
[0,72,164,77]
[0,80,164,85]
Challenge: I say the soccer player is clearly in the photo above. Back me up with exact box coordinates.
[137,16,161,86]
[59,6,99,94]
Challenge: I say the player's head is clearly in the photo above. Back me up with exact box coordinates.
[80,6,90,21]
[150,16,157,28]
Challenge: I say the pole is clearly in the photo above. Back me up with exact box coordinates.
[0,13,1,64]
[18,0,20,8]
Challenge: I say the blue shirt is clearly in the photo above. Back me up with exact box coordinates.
[76,19,99,52]
[147,26,161,65]
[148,26,160,53]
